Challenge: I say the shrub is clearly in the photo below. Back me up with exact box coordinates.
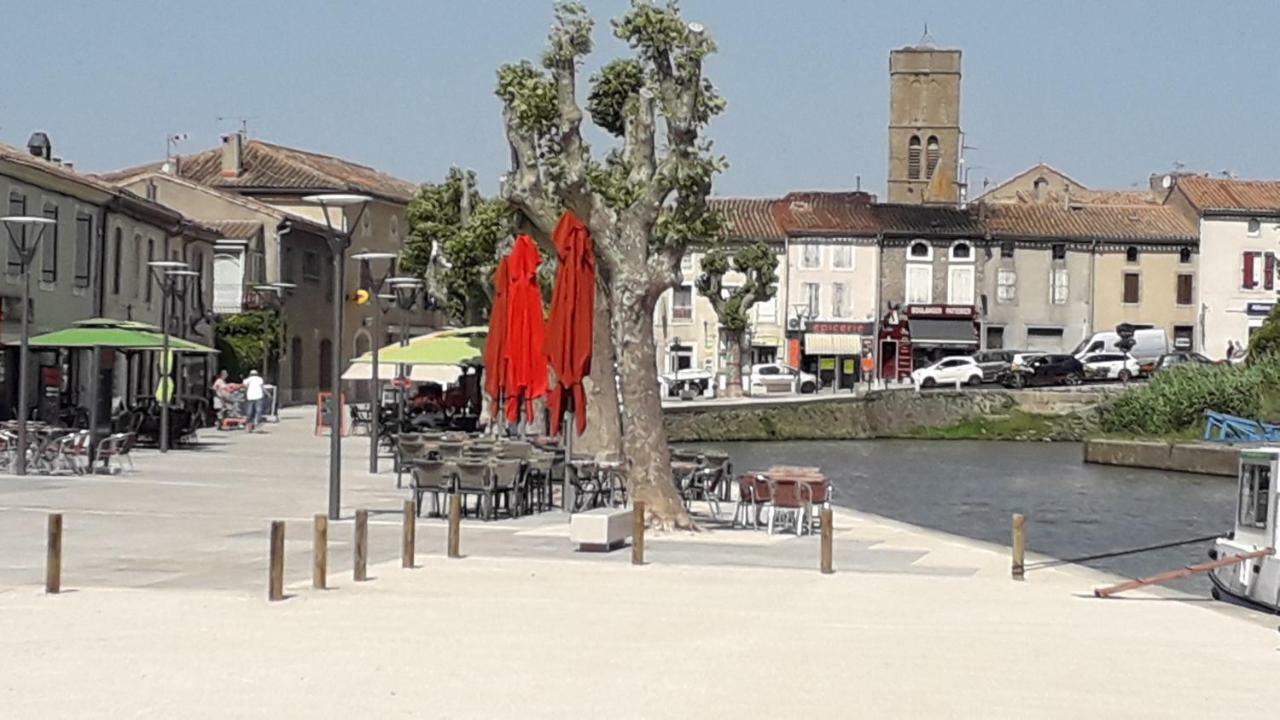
[1099,360,1280,435]
[1249,304,1280,359]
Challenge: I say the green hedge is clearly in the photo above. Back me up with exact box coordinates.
[1099,361,1280,435]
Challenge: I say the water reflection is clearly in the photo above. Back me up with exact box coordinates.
[685,440,1233,593]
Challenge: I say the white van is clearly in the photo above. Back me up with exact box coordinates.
[1072,328,1168,365]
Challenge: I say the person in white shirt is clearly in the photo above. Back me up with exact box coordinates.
[243,369,266,432]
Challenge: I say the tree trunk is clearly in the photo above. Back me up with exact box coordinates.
[721,329,747,399]
[609,276,692,529]
[574,281,622,458]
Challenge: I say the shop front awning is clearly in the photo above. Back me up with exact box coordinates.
[752,333,783,348]
[341,362,466,385]
[909,319,977,345]
[804,333,861,355]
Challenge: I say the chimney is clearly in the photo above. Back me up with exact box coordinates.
[221,132,244,178]
[26,132,52,161]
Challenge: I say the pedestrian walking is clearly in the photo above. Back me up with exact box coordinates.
[243,370,266,432]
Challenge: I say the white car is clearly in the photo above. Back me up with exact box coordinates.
[659,368,716,398]
[1080,352,1141,381]
[911,356,983,388]
[748,363,819,394]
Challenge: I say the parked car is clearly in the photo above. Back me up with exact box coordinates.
[1008,351,1046,374]
[971,350,1016,382]
[911,356,984,389]
[1080,352,1141,381]
[748,363,818,394]
[1073,328,1168,366]
[999,353,1085,388]
[1154,352,1214,373]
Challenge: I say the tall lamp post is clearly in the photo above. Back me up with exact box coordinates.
[349,252,398,474]
[1,215,55,476]
[303,193,371,521]
[149,260,194,452]
[387,277,424,441]
[252,282,296,418]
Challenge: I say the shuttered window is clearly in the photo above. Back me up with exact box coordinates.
[1123,272,1140,304]
[1176,273,1193,305]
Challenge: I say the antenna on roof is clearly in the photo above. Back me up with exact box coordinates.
[166,132,188,161]
[917,22,937,47]
[217,115,255,137]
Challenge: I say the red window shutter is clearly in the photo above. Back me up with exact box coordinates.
[1244,252,1257,289]
[1267,253,1276,291]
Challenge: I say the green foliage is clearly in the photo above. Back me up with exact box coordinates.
[496,61,558,137]
[542,1,593,69]
[404,168,511,324]
[587,59,644,136]
[1099,360,1280,434]
[1248,304,1280,359]
[694,240,777,333]
[214,310,280,379]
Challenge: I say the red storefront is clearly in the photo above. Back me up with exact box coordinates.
[879,304,979,381]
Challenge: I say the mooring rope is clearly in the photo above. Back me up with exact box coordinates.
[1025,532,1225,571]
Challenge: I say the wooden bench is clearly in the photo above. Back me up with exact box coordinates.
[569,508,633,552]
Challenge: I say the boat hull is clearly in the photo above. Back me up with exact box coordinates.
[1209,539,1280,612]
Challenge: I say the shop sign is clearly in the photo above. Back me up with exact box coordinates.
[906,304,975,319]
[1246,302,1275,317]
[807,320,874,335]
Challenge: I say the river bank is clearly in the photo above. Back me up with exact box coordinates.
[663,387,1108,442]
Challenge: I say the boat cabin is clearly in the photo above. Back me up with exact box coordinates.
[1211,448,1280,608]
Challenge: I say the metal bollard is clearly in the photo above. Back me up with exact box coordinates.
[1012,513,1026,580]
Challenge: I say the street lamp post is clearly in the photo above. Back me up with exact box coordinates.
[149,261,193,452]
[350,252,398,474]
[1,216,55,476]
[387,277,424,444]
[252,282,296,374]
[304,194,371,521]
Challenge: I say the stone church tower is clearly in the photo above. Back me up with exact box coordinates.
[887,42,962,205]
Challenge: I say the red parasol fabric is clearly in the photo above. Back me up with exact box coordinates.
[501,234,547,423]
[544,212,595,436]
[482,256,510,418]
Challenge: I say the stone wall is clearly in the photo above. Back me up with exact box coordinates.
[1083,439,1237,477]
[664,389,1017,442]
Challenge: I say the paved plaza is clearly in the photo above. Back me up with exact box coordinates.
[2,409,1279,716]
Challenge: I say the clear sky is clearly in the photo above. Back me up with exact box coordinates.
[3,1,1278,198]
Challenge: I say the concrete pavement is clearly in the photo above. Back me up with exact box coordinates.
[2,408,1279,716]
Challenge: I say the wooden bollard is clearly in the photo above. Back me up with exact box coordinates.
[46,513,62,594]
[313,514,328,590]
[631,501,645,566]
[820,507,834,574]
[1011,513,1026,581]
[447,494,462,559]
[268,520,285,601]
[402,500,416,569]
[354,509,369,581]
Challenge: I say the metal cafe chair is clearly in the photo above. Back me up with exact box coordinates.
[410,459,452,517]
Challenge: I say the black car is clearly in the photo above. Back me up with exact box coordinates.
[1155,352,1214,372]
[999,353,1085,388]
[971,350,1016,382]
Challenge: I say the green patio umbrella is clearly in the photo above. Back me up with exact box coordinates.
[378,334,485,366]
[29,326,217,354]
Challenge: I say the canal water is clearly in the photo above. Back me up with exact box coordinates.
[688,440,1233,593]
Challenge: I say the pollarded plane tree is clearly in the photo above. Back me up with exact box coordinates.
[496,0,726,528]
[695,242,778,398]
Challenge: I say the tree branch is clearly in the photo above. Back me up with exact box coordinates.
[500,107,560,237]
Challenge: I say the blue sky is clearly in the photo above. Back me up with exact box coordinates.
[2,1,1277,198]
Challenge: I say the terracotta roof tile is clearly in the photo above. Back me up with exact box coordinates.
[709,197,786,241]
[203,220,263,240]
[873,203,984,236]
[775,191,879,235]
[1174,175,1280,213]
[102,139,418,204]
[982,203,1196,242]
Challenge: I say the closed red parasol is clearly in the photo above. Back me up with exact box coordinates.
[482,256,510,418]
[544,212,595,436]
[501,234,547,423]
